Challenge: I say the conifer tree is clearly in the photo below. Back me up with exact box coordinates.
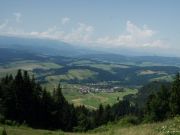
[2,128,7,135]
[170,73,180,116]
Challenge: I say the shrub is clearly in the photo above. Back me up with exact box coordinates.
[4,120,17,126]
[2,128,7,135]
[118,115,140,126]
[0,114,5,123]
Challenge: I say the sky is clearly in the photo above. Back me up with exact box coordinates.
[0,0,180,56]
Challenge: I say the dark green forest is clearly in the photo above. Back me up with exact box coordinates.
[0,70,180,132]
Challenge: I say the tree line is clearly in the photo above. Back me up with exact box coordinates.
[145,73,180,121]
[0,70,139,131]
[0,70,179,132]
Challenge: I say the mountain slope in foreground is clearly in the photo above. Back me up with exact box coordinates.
[0,116,179,135]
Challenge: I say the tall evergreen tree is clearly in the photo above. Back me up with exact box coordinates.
[170,73,180,116]
[95,104,105,126]
[145,85,170,121]
[2,128,7,135]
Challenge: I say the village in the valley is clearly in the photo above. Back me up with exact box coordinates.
[78,84,125,94]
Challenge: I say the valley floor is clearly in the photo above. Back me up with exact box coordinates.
[0,117,179,135]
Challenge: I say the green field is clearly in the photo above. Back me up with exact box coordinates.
[73,62,129,73]
[150,75,174,82]
[46,69,97,82]
[0,60,62,78]
[85,64,129,73]
[0,59,175,109]
[0,116,179,135]
[62,86,137,109]
[42,82,137,109]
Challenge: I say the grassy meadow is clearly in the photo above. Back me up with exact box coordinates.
[62,85,137,109]
[0,116,179,135]
[0,60,62,78]
[0,59,176,109]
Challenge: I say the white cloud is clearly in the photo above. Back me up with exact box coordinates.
[96,21,166,49]
[61,17,70,24]
[62,23,94,43]
[126,21,155,38]
[13,12,22,23]
[18,23,94,44]
[0,20,8,30]
[142,40,169,49]
[0,17,169,51]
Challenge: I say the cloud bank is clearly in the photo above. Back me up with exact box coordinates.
[0,14,169,52]
[61,17,70,24]
[96,21,167,49]
[13,12,22,23]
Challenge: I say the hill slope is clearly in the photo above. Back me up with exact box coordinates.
[0,116,179,135]
[0,36,95,57]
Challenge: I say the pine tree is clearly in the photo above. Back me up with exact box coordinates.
[74,112,90,131]
[157,86,171,118]
[51,83,72,130]
[2,128,7,135]
[95,104,105,126]
[170,73,180,116]
[53,83,66,104]
[146,85,171,121]
[104,104,113,122]
[1,76,17,121]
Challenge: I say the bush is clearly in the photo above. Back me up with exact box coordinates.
[0,114,5,123]
[118,115,140,126]
[4,120,17,126]
[2,128,7,135]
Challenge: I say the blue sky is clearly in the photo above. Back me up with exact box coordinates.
[0,0,180,56]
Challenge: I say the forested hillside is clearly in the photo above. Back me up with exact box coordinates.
[0,70,180,134]
[0,116,180,135]
[0,70,139,131]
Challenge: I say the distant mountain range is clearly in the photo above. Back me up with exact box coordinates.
[1,35,180,67]
[0,36,98,57]
[0,35,180,88]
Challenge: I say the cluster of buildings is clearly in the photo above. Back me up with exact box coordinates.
[79,85,124,94]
